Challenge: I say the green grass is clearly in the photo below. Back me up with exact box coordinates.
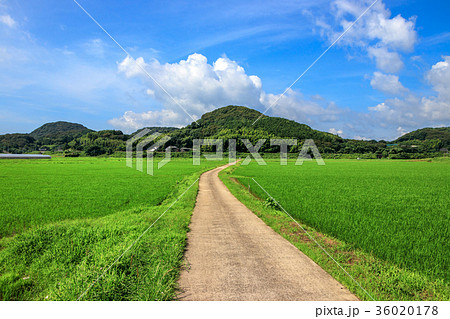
[0,157,226,300]
[220,159,449,300]
[0,157,223,237]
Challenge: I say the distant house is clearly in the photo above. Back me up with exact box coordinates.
[440,148,448,153]
[180,147,192,152]
[39,147,48,152]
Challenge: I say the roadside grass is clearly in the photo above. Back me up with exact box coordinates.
[219,160,449,301]
[0,158,226,300]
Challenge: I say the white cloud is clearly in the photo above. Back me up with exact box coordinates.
[262,89,345,125]
[313,0,416,73]
[330,0,417,51]
[112,53,349,132]
[0,14,15,28]
[368,11,416,51]
[117,53,264,118]
[108,109,184,133]
[114,52,446,140]
[329,128,343,136]
[368,56,450,126]
[426,57,450,102]
[370,71,407,95]
[114,53,268,130]
[367,46,404,73]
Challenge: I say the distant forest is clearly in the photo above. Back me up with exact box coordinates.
[1,106,449,159]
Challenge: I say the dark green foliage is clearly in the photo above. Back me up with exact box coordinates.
[68,130,129,155]
[0,121,93,153]
[167,106,449,156]
[264,197,281,210]
[30,121,92,140]
[168,105,342,152]
[0,106,448,156]
[131,126,179,137]
[395,127,450,147]
[0,134,36,153]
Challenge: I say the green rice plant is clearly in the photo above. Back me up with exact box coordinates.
[231,160,449,282]
[0,157,223,237]
[0,157,226,300]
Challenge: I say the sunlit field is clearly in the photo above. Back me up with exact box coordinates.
[232,159,449,281]
[0,157,225,300]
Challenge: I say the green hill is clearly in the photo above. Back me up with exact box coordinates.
[395,127,450,148]
[30,121,92,142]
[169,105,342,151]
[1,106,448,156]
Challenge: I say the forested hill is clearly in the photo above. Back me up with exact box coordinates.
[169,105,342,152]
[0,105,448,157]
[395,127,450,147]
[30,121,92,140]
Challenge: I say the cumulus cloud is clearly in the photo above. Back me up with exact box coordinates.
[0,14,15,28]
[261,89,346,125]
[117,53,263,118]
[111,53,449,140]
[112,53,346,132]
[367,46,404,73]
[426,57,450,102]
[370,71,407,95]
[108,109,184,132]
[368,56,450,128]
[329,0,416,51]
[313,0,416,73]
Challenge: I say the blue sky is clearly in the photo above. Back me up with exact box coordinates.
[0,0,449,140]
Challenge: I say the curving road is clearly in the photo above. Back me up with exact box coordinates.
[177,163,358,301]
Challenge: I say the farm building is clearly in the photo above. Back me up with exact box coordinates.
[0,154,51,159]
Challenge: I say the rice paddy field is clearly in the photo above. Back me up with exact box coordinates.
[223,158,449,300]
[1,157,448,300]
[0,157,225,300]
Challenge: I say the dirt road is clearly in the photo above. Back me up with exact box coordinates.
[177,163,358,301]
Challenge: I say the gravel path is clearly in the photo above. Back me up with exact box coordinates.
[177,163,358,301]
